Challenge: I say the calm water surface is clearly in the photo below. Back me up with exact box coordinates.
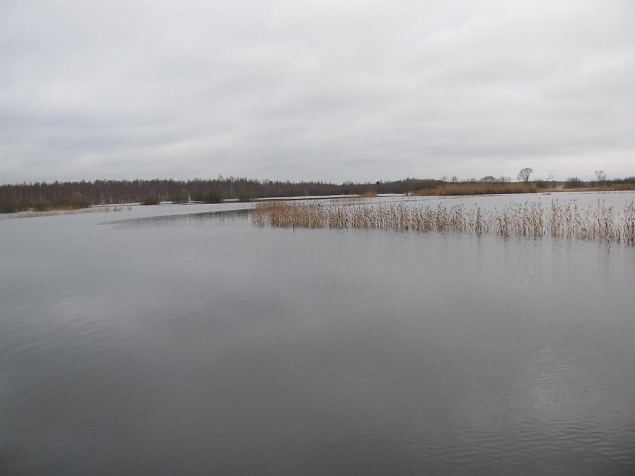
[1,194,635,475]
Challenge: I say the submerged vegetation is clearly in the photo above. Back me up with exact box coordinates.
[253,201,635,245]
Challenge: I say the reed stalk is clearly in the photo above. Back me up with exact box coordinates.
[253,200,635,245]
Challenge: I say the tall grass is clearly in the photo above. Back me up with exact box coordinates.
[253,201,635,245]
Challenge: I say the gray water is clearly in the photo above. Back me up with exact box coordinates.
[1,193,635,475]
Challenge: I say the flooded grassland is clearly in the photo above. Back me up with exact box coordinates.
[1,192,634,475]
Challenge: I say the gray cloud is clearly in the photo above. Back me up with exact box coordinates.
[1,0,634,182]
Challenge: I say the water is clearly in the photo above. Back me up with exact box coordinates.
[1,193,635,475]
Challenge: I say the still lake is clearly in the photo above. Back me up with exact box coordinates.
[1,192,635,475]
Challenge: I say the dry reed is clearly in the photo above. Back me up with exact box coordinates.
[253,200,635,245]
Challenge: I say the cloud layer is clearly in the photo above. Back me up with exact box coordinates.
[1,0,634,182]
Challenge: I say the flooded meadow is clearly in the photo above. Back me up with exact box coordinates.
[1,192,635,474]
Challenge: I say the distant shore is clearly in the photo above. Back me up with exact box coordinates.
[1,177,634,214]
[413,181,635,196]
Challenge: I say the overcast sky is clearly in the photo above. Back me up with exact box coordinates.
[1,0,634,183]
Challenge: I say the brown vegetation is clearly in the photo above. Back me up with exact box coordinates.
[253,201,635,245]
[415,182,544,196]
[562,182,635,192]
[414,181,635,197]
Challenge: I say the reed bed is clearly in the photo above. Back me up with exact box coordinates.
[253,200,635,245]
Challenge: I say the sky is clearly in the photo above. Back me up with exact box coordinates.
[1,0,634,183]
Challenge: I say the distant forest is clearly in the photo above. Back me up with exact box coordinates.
[1,176,634,213]
[0,177,439,212]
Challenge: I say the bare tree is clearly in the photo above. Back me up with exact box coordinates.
[517,168,533,182]
[594,170,607,183]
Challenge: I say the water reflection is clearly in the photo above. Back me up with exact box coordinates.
[108,207,252,227]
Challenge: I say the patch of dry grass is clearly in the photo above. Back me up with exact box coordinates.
[415,182,543,196]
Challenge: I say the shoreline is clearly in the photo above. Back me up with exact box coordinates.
[2,188,635,218]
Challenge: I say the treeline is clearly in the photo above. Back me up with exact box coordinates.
[0,177,440,212]
[562,176,635,188]
[1,176,634,213]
